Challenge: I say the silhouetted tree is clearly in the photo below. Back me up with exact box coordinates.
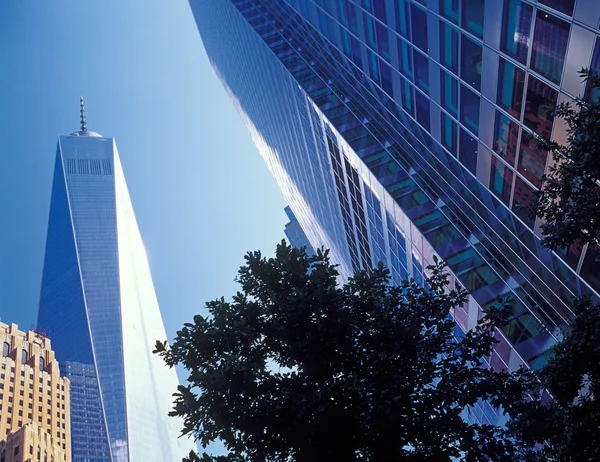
[156,241,518,461]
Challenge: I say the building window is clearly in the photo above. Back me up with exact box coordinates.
[501,0,532,64]
[538,0,575,16]
[20,350,27,364]
[461,34,482,91]
[530,10,570,84]
[462,0,484,39]
[38,357,45,371]
[2,343,9,357]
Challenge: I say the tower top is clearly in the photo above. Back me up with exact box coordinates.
[71,96,102,137]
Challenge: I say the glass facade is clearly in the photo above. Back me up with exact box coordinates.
[189,0,600,425]
[38,134,196,461]
[284,206,316,255]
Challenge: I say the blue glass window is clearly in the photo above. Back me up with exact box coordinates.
[523,76,557,138]
[380,59,394,97]
[440,22,459,75]
[441,112,458,155]
[586,37,600,102]
[501,0,532,64]
[399,78,415,116]
[368,49,380,84]
[490,156,514,206]
[394,0,410,39]
[459,127,478,175]
[440,69,458,117]
[374,0,387,21]
[497,58,525,118]
[350,35,363,68]
[2,342,8,357]
[411,4,428,52]
[462,0,485,39]
[539,0,575,16]
[21,349,27,364]
[347,0,360,34]
[460,35,482,91]
[493,111,519,165]
[414,50,429,93]
[439,0,459,25]
[460,84,480,135]
[397,38,414,80]
[530,11,569,84]
[415,90,430,130]
[39,356,45,371]
[376,22,390,62]
[364,12,377,50]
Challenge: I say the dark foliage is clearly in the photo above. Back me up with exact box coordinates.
[532,70,600,249]
[156,241,519,461]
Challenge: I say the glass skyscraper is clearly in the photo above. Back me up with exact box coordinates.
[190,0,600,424]
[37,102,196,461]
[284,206,316,255]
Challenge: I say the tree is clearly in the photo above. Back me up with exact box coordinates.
[500,298,600,461]
[532,70,600,249]
[155,241,518,461]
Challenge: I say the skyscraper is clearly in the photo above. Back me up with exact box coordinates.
[189,0,600,424]
[284,206,315,255]
[37,101,195,461]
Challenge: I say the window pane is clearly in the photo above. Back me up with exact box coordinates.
[376,22,391,62]
[460,35,482,90]
[441,112,458,155]
[490,156,514,205]
[460,84,480,135]
[500,0,532,64]
[581,245,600,294]
[380,60,394,97]
[459,127,478,175]
[531,11,570,84]
[523,76,558,138]
[462,0,485,39]
[497,58,525,118]
[538,0,575,16]
[518,130,548,188]
[439,0,459,25]
[440,69,459,117]
[585,37,600,102]
[415,90,431,130]
[411,4,428,52]
[414,50,429,93]
[440,22,459,74]
[374,0,387,21]
[394,0,411,39]
[492,111,519,165]
[364,12,377,50]
[512,176,535,228]
[397,38,414,80]
[400,78,415,116]
[368,49,380,84]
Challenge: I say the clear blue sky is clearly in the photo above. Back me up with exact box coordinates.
[0,2,287,340]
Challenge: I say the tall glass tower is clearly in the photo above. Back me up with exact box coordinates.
[37,100,195,462]
[190,0,600,424]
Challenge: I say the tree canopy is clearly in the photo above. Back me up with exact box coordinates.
[156,242,521,461]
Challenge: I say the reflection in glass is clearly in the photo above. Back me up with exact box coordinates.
[462,0,485,39]
[531,11,570,84]
[415,90,431,130]
[439,0,459,25]
[523,76,557,138]
[512,176,535,228]
[394,0,411,39]
[376,22,390,62]
[497,58,525,118]
[460,84,480,135]
[538,0,575,16]
[585,37,600,102]
[460,35,482,90]
[397,38,414,80]
[518,131,548,188]
[581,245,600,294]
[490,155,514,205]
[441,112,458,155]
[500,0,532,64]
[440,21,459,75]
[459,127,478,174]
[400,77,415,116]
[411,3,428,52]
[493,111,519,166]
[414,50,429,93]
[441,69,458,117]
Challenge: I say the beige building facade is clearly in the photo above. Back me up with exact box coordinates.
[0,323,70,462]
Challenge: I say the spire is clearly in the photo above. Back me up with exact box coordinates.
[79,96,87,134]
[71,96,101,137]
